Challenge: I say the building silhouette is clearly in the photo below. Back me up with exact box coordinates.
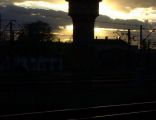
[66,0,102,46]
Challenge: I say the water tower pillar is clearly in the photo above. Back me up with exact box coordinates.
[66,0,102,46]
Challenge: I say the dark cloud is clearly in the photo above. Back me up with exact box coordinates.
[0,5,145,31]
[1,5,71,29]
[96,16,146,30]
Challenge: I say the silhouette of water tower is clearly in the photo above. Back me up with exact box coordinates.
[66,0,102,46]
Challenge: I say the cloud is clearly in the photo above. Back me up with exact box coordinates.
[0,0,65,8]
[1,0,156,11]
[1,5,151,42]
[1,0,156,15]
[104,0,156,12]
[0,5,71,29]
[0,0,64,5]
[0,5,146,31]
[96,16,146,30]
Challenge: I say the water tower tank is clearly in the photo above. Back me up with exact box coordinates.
[66,0,102,46]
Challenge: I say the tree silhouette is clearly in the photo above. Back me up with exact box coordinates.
[18,21,55,43]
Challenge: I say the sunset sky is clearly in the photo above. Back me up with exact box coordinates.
[6,0,156,21]
[1,0,156,41]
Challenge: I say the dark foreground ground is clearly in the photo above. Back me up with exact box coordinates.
[0,72,156,119]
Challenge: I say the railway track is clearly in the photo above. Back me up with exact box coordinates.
[0,101,156,120]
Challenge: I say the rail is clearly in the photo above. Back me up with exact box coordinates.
[0,101,156,120]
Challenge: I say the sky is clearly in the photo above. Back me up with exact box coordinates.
[0,0,156,41]
[1,0,155,21]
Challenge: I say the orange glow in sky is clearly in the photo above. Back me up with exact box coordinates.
[13,0,149,21]
[54,25,119,42]
[12,0,155,41]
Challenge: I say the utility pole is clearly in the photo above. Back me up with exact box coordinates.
[128,29,131,45]
[0,13,2,41]
[140,25,143,49]
[9,20,15,42]
[8,20,16,71]
[127,29,131,71]
[0,13,1,32]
